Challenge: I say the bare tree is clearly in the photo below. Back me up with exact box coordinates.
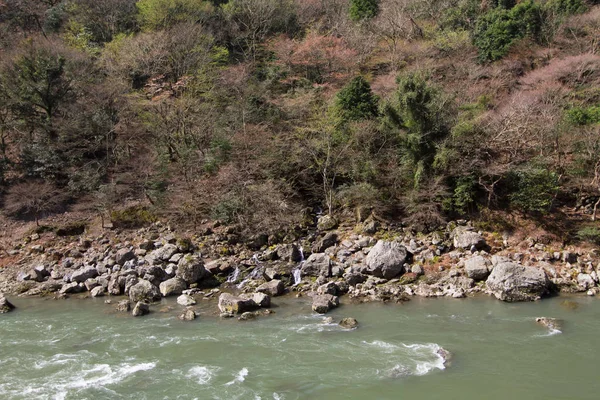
[3,181,65,226]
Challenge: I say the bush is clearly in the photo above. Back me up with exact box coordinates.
[349,0,379,21]
[544,0,587,16]
[473,1,543,62]
[136,0,213,30]
[566,105,600,125]
[110,206,157,228]
[507,168,559,214]
[577,226,600,244]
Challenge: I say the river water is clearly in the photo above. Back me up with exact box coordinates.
[0,294,598,400]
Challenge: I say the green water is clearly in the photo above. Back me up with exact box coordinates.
[0,295,598,400]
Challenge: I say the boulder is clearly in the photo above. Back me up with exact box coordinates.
[176,255,207,284]
[116,299,131,312]
[251,292,271,308]
[339,317,358,329]
[486,262,550,302]
[364,241,408,279]
[159,277,187,297]
[148,244,178,263]
[277,244,302,262]
[217,293,258,314]
[108,275,126,295]
[59,282,82,294]
[90,286,105,297]
[311,294,339,314]
[0,293,15,313]
[453,228,486,250]
[177,294,196,306]
[312,232,338,253]
[301,253,331,277]
[256,279,285,297]
[464,256,491,281]
[317,215,338,231]
[132,301,150,317]
[577,273,596,290]
[71,266,99,284]
[115,248,136,265]
[317,281,338,295]
[179,308,197,321]
[128,279,161,303]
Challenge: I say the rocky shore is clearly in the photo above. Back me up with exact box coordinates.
[1,217,598,317]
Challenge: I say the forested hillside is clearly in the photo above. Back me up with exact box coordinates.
[1,0,599,237]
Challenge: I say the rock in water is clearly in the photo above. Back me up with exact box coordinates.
[159,277,187,297]
[176,255,207,284]
[0,293,15,313]
[90,286,105,297]
[217,293,258,314]
[132,301,150,317]
[311,294,339,314]
[116,299,131,312]
[535,317,562,331]
[177,294,196,306]
[71,266,99,284]
[250,292,271,308]
[179,308,197,321]
[339,317,358,329]
[486,262,550,302]
[129,279,161,303]
[256,279,285,297]
[364,240,408,279]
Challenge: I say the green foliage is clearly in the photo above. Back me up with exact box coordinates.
[444,175,478,214]
[507,168,559,213]
[110,206,157,228]
[349,0,379,21]
[136,0,213,30]
[380,73,450,188]
[473,1,543,62]
[334,76,379,123]
[576,226,600,244]
[566,106,600,125]
[211,194,243,223]
[441,0,481,30]
[544,0,587,15]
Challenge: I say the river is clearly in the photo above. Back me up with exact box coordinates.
[0,295,598,399]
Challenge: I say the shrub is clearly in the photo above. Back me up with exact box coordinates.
[507,168,559,213]
[110,206,157,228]
[473,1,543,62]
[566,105,600,125]
[349,0,379,21]
[577,226,600,244]
[136,0,213,30]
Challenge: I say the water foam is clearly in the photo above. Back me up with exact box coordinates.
[186,366,218,385]
[364,340,447,377]
[225,367,249,386]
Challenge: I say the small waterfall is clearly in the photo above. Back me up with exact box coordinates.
[226,266,240,283]
[237,254,264,289]
[292,244,304,286]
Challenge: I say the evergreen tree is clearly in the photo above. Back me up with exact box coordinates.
[349,0,379,21]
[335,76,379,123]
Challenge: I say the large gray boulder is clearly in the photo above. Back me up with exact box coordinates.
[486,262,550,302]
[115,248,136,265]
[129,279,161,303]
[176,255,206,284]
[464,256,491,281]
[148,244,178,264]
[159,277,187,297]
[218,293,258,314]
[453,228,486,250]
[301,253,332,277]
[364,241,408,279]
[70,266,98,283]
[0,293,15,313]
[256,279,285,297]
[277,244,302,262]
[311,294,339,314]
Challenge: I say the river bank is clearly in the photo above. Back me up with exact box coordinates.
[1,217,599,318]
[1,294,599,399]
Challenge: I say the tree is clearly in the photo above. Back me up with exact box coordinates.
[349,0,379,21]
[136,0,213,31]
[334,76,379,122]
[380,73,451,189]
[3,181,65,225]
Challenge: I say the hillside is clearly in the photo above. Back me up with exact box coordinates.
[1,0,600,242]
